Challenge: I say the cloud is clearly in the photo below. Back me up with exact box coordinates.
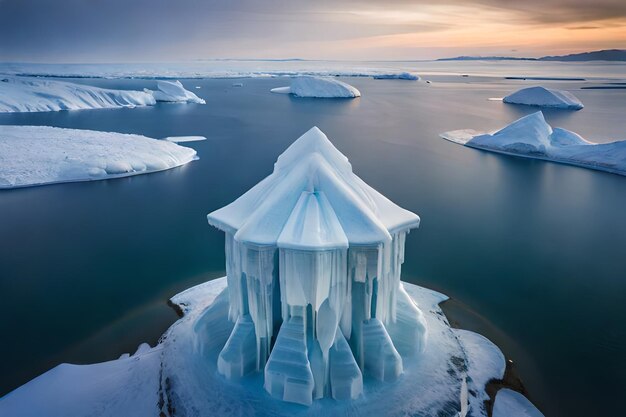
[0,0,623,61]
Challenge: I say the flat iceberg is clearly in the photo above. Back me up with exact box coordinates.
[163,135,207,143]
[271,76,361,98]
[0,125,197,188]
[0,76,155,113]
[503,86,583,110]
[493,389,545,417]
[373,72,420,80]
[146,80,206,104]
[441,111,626,176]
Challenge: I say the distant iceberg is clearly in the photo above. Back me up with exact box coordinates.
[503,86,583,110]
[373,72,420,80]
[163,135,207,143]
[440,111,626,176]
[0,77,206,113]
[146,80,206,104]
[0,125,197,188]
[0,77,155,113]
[271,76,361,98]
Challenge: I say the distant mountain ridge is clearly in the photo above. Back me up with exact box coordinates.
[438,49,626,62]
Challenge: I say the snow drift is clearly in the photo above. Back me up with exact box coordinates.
[0,77,155,113]
[271,76,361,98]
[146,80,206,104]
[503,86,583,110]
[440,111,626,176]
[0,125,197,188]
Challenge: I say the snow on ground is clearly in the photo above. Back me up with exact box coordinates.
[454,329,505,417]
[373,72,420,80]
[0,279,517,417]
[503,86,583,110]
[493,389,545,417]
[0,76,155,113]
[163,136,207,143]
[440,111,626,176]
[271,76,361,98]
[0,125,197,188]
[0,346,162,417]
[146,80,206,104]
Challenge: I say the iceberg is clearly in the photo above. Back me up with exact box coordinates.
[146,80,206,104]
[0,125,197,188]
[503,86,584,110]
[0,76,155,113]
[270,76,361,98]
[440,111,626,176]
[373,72,420,80]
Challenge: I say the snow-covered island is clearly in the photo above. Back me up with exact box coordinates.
[441,111,626,176]
[271,76,361,98]
[503,86,584,110]
[373,72,420,80]
[0,127,544,416]
[0,125,197,188]
[0,77,204,113]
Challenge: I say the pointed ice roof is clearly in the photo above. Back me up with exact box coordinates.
[207,127,420,248]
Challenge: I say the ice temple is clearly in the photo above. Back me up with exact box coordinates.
[207,127,427,406]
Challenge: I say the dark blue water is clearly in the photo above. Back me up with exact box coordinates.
[1,76,625,417]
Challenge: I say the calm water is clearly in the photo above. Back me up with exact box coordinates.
[1,70,625,417]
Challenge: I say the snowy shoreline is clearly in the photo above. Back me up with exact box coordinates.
[0,278,543,417]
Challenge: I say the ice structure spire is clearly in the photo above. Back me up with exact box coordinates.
[207,127,427,405]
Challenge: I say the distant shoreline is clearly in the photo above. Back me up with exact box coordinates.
[437,49,626,62]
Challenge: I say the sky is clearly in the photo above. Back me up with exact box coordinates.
[0,0,624,62]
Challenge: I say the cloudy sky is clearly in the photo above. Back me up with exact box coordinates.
[0,0,624,62]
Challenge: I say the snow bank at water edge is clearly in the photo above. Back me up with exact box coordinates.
[493,389,545,417]
[503,86,583,110]
[146,80,206,104]
[271,76,361,98]
[0,125,197,188]
[0,76,155,113]
[0,278,523,417]
[440,111,626,176]
[373,72,420,80]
